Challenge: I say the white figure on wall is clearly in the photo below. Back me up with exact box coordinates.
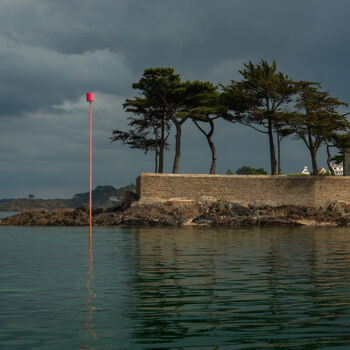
[301,166,310,175]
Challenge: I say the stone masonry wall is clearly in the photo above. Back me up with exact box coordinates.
[136,173,350,208]
[314,176,350,207]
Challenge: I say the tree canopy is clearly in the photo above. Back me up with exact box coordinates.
[111,68,184,172]
[235,166,268,175]
[286,82,349,174]
[175,80,227,173]
[111,61,349,176]
[222,60,298,175]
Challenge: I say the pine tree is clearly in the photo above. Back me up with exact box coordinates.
[222,60,298,174]
[111,68,184,173]
[286,83,349,175]
[176,81,227,174]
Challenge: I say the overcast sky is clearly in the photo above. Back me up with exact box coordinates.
[1,0,350,198]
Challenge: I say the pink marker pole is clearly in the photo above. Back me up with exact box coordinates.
[86,93,94,249]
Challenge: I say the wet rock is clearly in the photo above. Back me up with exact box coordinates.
[1,200,350,227]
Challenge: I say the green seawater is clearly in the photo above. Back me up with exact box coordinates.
[1,224,350,349]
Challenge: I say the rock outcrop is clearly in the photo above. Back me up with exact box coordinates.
[2,199,350,227]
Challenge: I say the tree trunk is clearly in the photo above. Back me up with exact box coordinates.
[327,144,335,175]
[310,148,318,175]
[277,130,281,175]
[158,117,165,173]
[268,118,277,175]
[172,120,182,174]
[155,148,158,173]
[193,119,217,174]
[207,119,216,174]
[307,129,318,175]
[154,133,159,173]
[208,136,216,174]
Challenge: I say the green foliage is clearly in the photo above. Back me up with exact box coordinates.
[235,166,268,175]
[115,183,136,196]
[114,69,227,174]
[328,133,350,163]
[72,184,136,207]
[176,80,227,174]
[112,67,185,173]
[286,82,349,174]
[331,133,350,150]
[222,60,299,175]
[225,168,234,175]
[110,61,349,177]
[331,154,344,163]
[291,83,349,144]
[177,81,225,119]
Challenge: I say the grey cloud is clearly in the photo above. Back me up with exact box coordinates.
[0,0,349,197]
[0,92,152,197]
[0,37,134,117]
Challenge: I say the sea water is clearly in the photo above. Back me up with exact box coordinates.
[0,212,19,219]
[1,224,350,349]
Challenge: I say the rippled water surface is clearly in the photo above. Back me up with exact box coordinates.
[1,225,350,349]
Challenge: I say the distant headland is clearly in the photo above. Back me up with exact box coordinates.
[0,184,135,212]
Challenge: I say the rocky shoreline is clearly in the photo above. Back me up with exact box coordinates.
[1,198,350,227]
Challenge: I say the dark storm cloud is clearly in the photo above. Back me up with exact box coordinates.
[0,36,134,116]
[1,0,350,197]
[1,0,350,115]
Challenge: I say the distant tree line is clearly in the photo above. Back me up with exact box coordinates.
[111,61,350,175]
[226,166,268,175]
[72,184,136,206]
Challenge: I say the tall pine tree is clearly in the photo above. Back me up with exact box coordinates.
[222,60,297,174]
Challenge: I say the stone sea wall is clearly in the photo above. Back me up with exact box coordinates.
[3,175,350,227]
[137,173,350,208]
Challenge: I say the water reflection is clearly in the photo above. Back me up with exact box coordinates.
[126,227,350,349]
[80,248,98,349]
[2,226,350,349]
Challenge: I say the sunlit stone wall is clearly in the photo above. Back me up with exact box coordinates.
[136,173,350,208]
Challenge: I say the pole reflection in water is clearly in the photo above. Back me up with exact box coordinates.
[80,248,98,349]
